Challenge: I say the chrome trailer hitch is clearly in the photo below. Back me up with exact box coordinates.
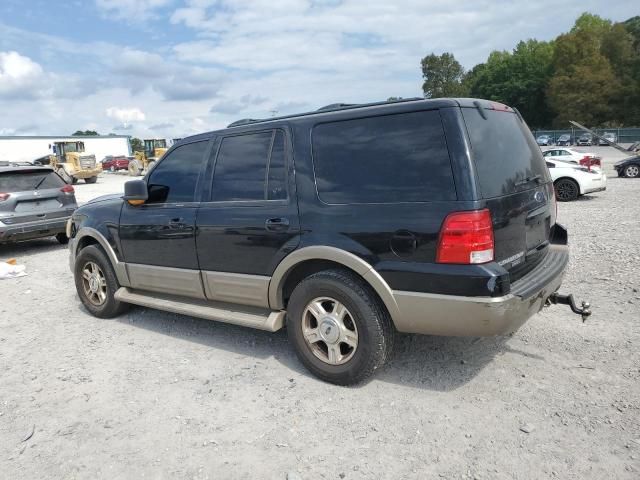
[547,293,592,322]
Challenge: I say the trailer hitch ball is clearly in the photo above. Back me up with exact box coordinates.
[547,293,592,322]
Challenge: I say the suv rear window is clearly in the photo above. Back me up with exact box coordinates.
[0,170,65,192]
[462,108,550,198]
[312,110,456,204]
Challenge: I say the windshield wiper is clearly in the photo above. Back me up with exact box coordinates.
[32,176,48,190]
[515,174,542,187]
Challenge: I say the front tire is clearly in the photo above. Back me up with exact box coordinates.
[84,176,98,184]
[286,269,394,385]
[554,178,580,202]
[74,245,128,318]
[624,164,640,178]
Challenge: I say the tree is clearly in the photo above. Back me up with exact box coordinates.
[72,130,99,136]
[548,24,619,127]
[465,40,555,128]
[130,137,144,153]
[420,53,468,98]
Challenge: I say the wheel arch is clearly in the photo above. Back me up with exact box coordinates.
[73,227,130,286]
[553,176,582,195]
[268,246,401,322]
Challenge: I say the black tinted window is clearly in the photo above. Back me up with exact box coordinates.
[462,108,550,198]
[312,111,456,204]
[0,170,65,192]
[212,131,286,201]
[147,141,208,203]
[267,131,287,200]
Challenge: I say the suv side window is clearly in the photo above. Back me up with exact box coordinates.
[147,141,209,204]
[211,130,287,201]
[312,110,456,204]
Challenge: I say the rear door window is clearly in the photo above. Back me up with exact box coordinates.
[312,110,456,204]
[211,130,287,202]
[461,108,550,198]
[0,170,65,192]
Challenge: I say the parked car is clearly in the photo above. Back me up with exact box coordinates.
[536,134,554,146]
[577,133,593,146]
[614,155,640,178]
[101,156,130,172]
[628,142,640,153]
[598,132,617,146]
[556,134,573,146]
[542,148,596,164]
[0,166,77,244]
[67,98,588,385]
[546,160,607,201]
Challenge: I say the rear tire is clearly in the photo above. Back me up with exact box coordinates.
[286,269,394,385]
[554,178,580,202]
[55,233,69,245]
[128,161,142,176]
[624,164,640,178]
[74,245,129,318]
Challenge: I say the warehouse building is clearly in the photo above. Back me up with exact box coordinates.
[0,135,131,163]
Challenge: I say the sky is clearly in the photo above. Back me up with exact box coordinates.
[0,0,636,139]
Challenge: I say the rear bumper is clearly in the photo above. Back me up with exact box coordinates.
[582,174,607,194]
[0,216,69,243]
[391,244,569,336]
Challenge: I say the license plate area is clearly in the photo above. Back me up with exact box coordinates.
[526,214,550,251]
[15,199,60,212]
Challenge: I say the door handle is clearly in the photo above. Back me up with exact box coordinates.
[169,217,183,224]
[265,217,290,231]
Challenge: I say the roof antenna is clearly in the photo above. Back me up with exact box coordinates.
[270,110,278,117]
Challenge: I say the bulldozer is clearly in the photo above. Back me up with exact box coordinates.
[34,141,101,184]
[129,139,167,176]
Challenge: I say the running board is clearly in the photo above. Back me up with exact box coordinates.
[114,287,285,332]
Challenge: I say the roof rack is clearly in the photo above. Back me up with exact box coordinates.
[316,103,358,111]
[226,97,425,128]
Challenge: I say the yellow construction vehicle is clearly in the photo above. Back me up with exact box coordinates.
[34,141,101,184]
[129,139,167,176]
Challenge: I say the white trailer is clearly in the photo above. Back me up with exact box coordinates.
[0,135,131,163]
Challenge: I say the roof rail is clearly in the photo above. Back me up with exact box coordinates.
[316,103,358,111]
[226,97,427,128]
[227,118,260,127]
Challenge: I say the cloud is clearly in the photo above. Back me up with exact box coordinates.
[209,94,268,115]
[95,0,173,20]
[106,107,146,122]
[112,123,134,131]
[149,122,175,130]
[0,50,45,99]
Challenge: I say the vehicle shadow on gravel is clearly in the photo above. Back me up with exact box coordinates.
[0,238,66,257]
[115,306,543,390]
[377,334,544,390]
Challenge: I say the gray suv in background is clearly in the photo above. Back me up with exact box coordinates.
[0,166,77,244]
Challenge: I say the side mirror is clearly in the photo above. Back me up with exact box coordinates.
[123,180,148,206]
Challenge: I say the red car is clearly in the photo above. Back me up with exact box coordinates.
[101,156,130,171]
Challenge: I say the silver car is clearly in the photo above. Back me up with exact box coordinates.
[0,165,77,244]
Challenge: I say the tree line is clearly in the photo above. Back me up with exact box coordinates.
[420,13,640,128]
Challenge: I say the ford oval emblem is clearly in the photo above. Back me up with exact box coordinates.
[534,191,544,203]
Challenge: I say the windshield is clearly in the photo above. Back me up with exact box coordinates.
[462,108,551,198]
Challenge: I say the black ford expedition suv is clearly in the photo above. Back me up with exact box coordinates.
[68,98,587,385]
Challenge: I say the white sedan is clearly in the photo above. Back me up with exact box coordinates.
[546,159,606,201]
[542,148,596,163]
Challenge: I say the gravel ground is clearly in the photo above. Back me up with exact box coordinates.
[1,147,639,479]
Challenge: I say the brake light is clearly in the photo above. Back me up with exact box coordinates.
[0,193,9,202]
[60,184,74,195]
[436,209,494,264]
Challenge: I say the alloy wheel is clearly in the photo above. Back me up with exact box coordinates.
[301,297,358,366]
[81,261,107,306]
[625,165,639,178]
[555,180,578,201]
